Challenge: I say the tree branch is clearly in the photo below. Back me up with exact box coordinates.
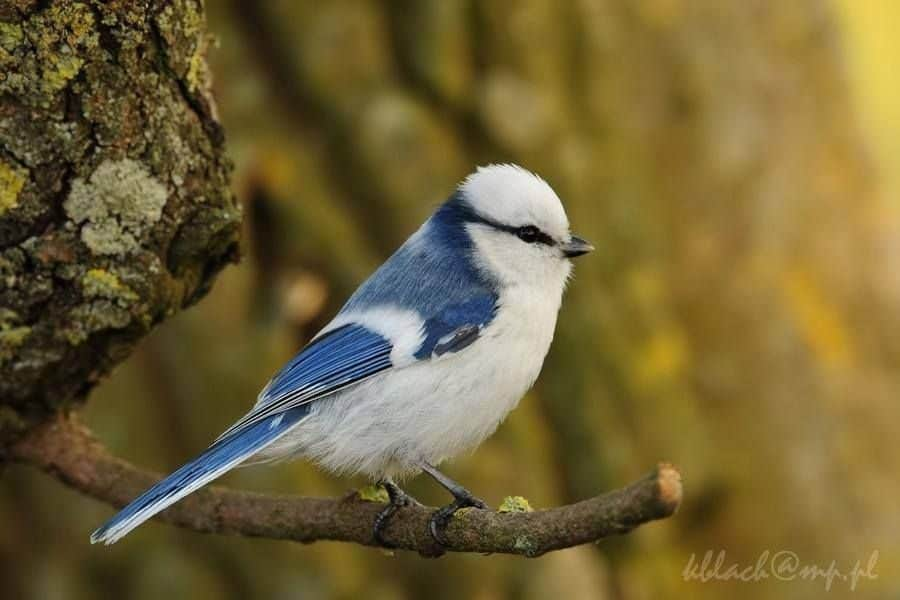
[9,414,682,557]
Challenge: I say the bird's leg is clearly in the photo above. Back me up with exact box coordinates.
[372,479,421,548]
[419,462,489,547]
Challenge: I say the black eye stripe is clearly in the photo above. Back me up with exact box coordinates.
[516,225,554,245]
[460,203,557,246]
[479,219,554,245]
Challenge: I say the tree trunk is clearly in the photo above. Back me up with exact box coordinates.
[0,0,239,441]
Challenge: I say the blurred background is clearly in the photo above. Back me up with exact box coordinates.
[2,0,899,598]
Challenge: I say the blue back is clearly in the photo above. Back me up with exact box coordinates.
[342,192,500,327]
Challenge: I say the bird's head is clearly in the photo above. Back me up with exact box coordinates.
[454,164,593,291]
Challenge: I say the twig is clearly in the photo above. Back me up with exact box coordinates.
[10,414,681,557]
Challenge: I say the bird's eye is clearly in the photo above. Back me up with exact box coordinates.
[517,225,541,243]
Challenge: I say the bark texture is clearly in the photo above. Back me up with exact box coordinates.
[0,0,240,440]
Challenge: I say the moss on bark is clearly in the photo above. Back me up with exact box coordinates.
[0,0,240,440]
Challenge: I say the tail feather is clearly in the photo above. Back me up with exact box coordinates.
[90,406,309,545]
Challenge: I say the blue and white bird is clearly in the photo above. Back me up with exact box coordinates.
[91,164,593,546]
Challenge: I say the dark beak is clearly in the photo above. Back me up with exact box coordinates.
[561,235,594,258]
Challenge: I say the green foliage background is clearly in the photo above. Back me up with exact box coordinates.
[2,1,899,598]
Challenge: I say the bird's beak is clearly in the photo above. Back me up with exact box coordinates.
[561,235,594,258]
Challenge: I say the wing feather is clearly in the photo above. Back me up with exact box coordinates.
[415,295,497,359]
[216,324,392,441]
[217,296,496,443]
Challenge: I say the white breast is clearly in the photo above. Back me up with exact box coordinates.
[258,285,564,481]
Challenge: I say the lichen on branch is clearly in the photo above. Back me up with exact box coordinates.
[64,159,169,256]
[0,0,240,437]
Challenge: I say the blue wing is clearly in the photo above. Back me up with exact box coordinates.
[226,296,496,437]
[415,295,497,359]
[219,295,496,442]
[217,324,394,440]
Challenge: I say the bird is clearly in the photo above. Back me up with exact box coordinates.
[90,163,594,547]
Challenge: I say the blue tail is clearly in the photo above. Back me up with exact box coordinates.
[90,406,310,544]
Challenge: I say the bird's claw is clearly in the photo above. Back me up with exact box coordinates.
[429,492,488,547]
[373,482,421,548]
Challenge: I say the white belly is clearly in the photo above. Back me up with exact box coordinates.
[259,291,560,480]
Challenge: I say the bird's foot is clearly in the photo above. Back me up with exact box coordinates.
[429,490,488,547]
[373,481,421,548]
